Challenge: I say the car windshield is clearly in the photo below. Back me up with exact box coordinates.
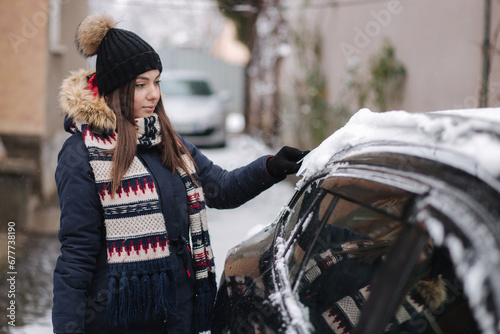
[161,78,213,97]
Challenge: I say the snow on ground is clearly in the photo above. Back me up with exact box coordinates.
[202,134,296,282]
[9,317,52,334]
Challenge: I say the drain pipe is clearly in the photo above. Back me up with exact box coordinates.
[480,0,491,107]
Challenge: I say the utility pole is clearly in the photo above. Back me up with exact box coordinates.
[480,0,491,108]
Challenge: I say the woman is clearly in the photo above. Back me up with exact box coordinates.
[52,13,307,334]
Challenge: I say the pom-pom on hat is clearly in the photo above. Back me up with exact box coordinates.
[75,13,162,96]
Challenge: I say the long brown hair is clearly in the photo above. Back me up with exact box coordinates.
[106,78,197,196]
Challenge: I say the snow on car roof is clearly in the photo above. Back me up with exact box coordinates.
[297,108,500,181]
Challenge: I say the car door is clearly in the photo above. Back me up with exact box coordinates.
[278,174,419,333]
[277,169,497,333]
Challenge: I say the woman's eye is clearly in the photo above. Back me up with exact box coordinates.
[136,83,145,88]
[155,80,161,86]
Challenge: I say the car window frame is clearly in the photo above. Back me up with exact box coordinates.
[278,173,328,248]
[285,172,418,287]
[277,170,425,332]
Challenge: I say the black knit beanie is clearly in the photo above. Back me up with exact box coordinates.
[75,13,162,96]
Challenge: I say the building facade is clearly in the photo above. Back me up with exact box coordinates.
[0,0,88,226]
[278,0,500,147]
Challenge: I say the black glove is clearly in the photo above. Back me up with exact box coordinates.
[266,146,310,179]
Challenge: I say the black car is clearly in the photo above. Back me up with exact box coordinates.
[213,109,500,334]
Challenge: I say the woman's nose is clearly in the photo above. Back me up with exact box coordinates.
[148,85,160,100]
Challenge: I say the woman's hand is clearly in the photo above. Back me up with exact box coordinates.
[266,146,310,179]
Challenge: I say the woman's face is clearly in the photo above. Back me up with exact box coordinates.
[133,69,161,118]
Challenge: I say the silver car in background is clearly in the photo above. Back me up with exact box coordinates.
[161,70,228,147]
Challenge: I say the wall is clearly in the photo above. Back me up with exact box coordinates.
[280,0,500,146]
[322,0,496,112]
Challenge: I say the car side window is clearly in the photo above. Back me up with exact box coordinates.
[285,177,482,334]
[285,176,411,288]
[292,197,403,330]
[282,176,409,333]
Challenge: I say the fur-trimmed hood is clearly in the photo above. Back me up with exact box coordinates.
[59,68,116,132]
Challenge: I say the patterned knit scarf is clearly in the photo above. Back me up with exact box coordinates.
[76,114,216,332]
